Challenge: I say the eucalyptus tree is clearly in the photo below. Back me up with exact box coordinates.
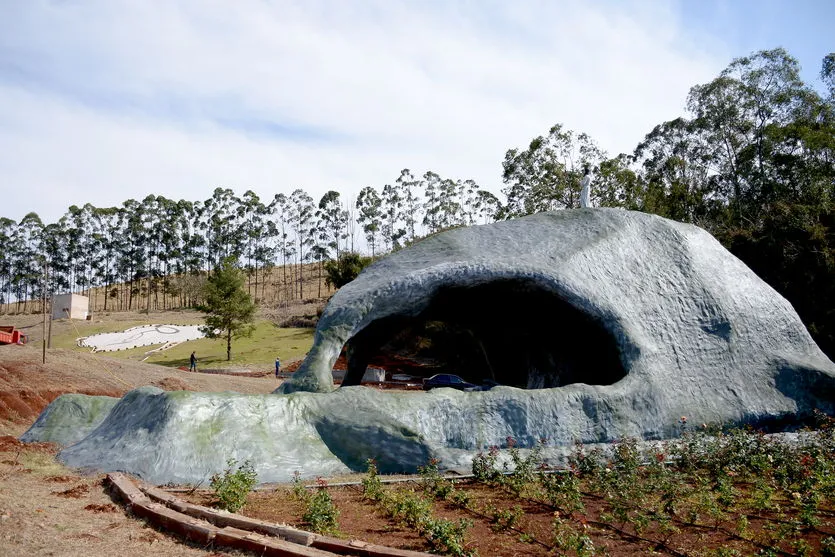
[58,205,89,294]
[42,216,69,294]
[92,207,123,311]
[472,189,501,224]
[380,183,405,252]
[395,168,421,241]
[594,154,644,211]
[203,187,245,269]
[823,53,835,104]
[14,213,45,312]
[686,47,813,222]
[344,198,358,254]
[140,194,166,312]
[268,193,295,297]
[152,196,188,310]
[632,118,717,225]
[239,190,272,299]
[421,171,443,234]
[168,199,207,308]
[501,123,606,217]
[0,218,15,310]
[317,190,348,259]
[355,186,383,257]
[119,198,148,310]
[456,179,481,226]
[179,200,204,273]
[40,222,69,308]
[437,178,462,229]
[310,221,329,298]
[288,188,316,299]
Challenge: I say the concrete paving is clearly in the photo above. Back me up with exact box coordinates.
[79,324,205,352]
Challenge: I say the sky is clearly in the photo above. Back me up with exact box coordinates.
[1,0,833,225]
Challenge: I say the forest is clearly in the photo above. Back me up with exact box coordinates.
[1,48,833,358]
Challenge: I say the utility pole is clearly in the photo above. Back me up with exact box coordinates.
[42,262,47,364]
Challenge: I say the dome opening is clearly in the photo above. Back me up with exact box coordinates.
[342,279,627,389]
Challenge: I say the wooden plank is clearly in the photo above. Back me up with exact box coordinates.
[136,480,314,546]
[130,501,217,545]
[106,472,150,507]
[312,536,434,557]
[130,478,432,557]
[214,527,338,557]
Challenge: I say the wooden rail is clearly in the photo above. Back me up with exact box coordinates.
[106,473,432,557]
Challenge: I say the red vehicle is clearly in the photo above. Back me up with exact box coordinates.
[0,326,28,345]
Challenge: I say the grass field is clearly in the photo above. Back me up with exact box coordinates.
[142,321,314,369]
[45,315,315,370]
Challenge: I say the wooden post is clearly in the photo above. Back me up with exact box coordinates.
[42,262,47,364]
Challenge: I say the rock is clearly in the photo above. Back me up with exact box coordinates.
[21,210,835,484]
[20,394,119,446]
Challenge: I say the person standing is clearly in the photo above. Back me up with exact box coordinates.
[275,357,281,379]
[189,351,197,372]
[579,165,592,208]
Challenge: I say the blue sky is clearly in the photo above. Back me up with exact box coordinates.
[0,0,832,224]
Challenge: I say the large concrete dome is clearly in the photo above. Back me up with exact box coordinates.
[21,209,835,485]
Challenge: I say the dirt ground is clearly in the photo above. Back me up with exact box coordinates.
[0,308,436,557]
[0,310,291,557]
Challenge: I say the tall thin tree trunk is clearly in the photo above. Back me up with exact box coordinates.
[226,329,232,361]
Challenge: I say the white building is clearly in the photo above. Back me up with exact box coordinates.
[52,293,89,320]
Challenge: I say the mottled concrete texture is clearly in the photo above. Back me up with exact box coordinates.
[21,210,835,484]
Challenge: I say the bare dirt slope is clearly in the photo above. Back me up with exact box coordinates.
[0,343,282,434]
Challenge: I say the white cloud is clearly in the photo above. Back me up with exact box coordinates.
[0,0,729,224]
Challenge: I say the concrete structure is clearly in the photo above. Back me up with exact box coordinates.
[52,293,89,320]
[21,210,835,485]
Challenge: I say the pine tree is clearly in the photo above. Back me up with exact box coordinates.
[200,257,256,361]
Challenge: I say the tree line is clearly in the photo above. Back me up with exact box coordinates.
[1,48,833,357]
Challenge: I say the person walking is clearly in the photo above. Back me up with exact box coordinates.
[579,165,592,208]
[189,351,197,372]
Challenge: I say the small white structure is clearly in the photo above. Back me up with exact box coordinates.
[52,293,89,320]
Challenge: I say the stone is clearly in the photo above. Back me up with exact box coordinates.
[20,209,835,484]
[20,394,119,446]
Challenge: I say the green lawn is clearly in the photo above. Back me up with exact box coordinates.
[145,321,314,369]
[61,319,314,370]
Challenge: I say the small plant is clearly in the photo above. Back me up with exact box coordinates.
[361,458,384,501]
[292,474,340,534]
[303,484,340,534]
[539,469,584,515]
[291,470,306,500]
[423,516,475,557]
[505,437,544,496]
[419,458,454,500]
[449,489,472,509]
[486,503,523,532]
[552,513,595,557]
[210,458,257,513]
[472,445,501,484]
